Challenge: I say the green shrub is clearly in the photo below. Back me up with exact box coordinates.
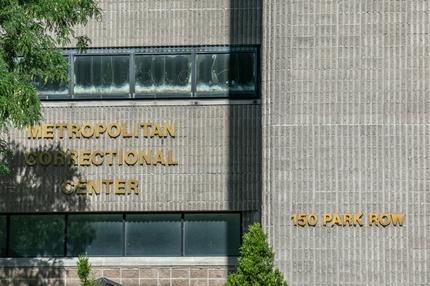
[226,223,288,286]
[77,255,98,286]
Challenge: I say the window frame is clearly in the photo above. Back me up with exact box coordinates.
[0,212,242,258]
[38,46,259,100]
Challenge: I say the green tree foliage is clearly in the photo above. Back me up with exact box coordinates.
[226,223,288,286]
[77,255,98,286]
[0,0,101,173]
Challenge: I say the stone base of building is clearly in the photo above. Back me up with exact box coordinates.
[0,257,236,286]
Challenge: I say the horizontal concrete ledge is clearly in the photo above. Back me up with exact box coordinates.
[0,257,237,267]
[41,99,260,107]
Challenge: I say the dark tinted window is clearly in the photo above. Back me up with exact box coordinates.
[0,216,5,257]
[196,53,256,94]
[126,214,182,256]
[74,55,129,95]
[67,214,123,256]
[35,79,69,97]
[184,213,240,256]
[9,215,65,257]
[135,55,192,94]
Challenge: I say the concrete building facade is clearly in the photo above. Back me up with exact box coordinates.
[0,1,429,285]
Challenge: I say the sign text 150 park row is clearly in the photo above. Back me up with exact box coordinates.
[25,121,178,196]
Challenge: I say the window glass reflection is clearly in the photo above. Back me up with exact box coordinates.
[184,213,240,256]
[0,216,5,257]
[35,79,69,96]
[196,53,256,94]
[9,215,65,257]
[67,214,123,256]
[135,55,191,94]
[74,55,129,95]
[126,214,181,256]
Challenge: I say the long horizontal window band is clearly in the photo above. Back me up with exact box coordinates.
[36,46,259,100]
[0,212,241,257]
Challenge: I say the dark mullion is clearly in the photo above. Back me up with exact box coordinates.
[5,215,10,257]
[181,213,185,256]
[64,214,68,257]
[130,52,135,98]
[191,52,197,97]
[70,54,75,99]
[122,213,126,256]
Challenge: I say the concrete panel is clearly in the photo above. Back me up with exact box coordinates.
[262,0,430,285]
[70,0,261,47]
[1,102,261,213]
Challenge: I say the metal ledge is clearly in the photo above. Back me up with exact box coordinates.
[0,257,237,267]
[41,99,260,107]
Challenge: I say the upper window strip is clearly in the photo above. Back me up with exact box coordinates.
[36,47,258,100]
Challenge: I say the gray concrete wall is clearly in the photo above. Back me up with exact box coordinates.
[71,0,261,47]
[262,1,430,285]
[1,101,261,213]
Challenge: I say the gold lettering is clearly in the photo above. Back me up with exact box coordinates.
[164,121,176,138]
[102,179,114,194]
[118,149,123,165]
[87,180,101,195]
[105,150,116,166]
[127,180,139,194]
[68,150,78,165]
[61,180,76,195]
[43,124,55,139]
[133,122,140,138]
[95,123,106,138]
[379,214,391,227]
[79,151,91,166]
[152,123,162,138]
[391,213,405,226]
[122,123,132,138]
[369,213,379,226]
[91,151,104,166]
[138,150,152,165]
[343,213,353,226]
[167,150,178,165]
[323,213,332,226]
[154,150,166,165]
[124,150,138,165]
[27,125,42,139]
[141,122,151,137]
[81,123,95,138]
[107,123,121,138]
[332,214,341,226]
[53,152,65,165]
[353,213,363,226]
[25,152,37,166]
[68,124,81,139]
[76,179,87,194]
[115,180,126,195]
[38,152,52,166]
[56,123,66,139]
[307,214,317,226]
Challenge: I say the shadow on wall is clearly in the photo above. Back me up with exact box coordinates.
[0,141,93,285]
[0,141,88,212]
[0,258,66,286]
[227,0,262,248]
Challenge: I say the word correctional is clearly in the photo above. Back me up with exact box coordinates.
[27,121,176,139]
[291,213,405,227]
[25,149,178,166]
[61,179,139,195]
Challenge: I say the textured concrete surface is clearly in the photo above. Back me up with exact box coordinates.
[1,102,261,213]
[1,0,430,285]
[261,0,430,285]
[71,0,261,47]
